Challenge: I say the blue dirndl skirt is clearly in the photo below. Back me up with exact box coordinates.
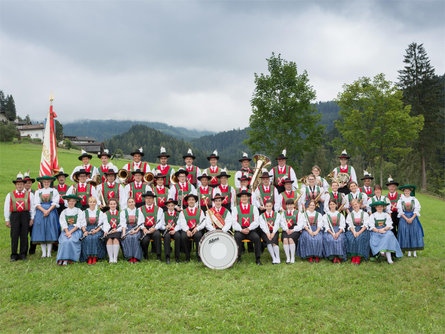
[57,225,82,262]
[322,226,346,260]
[121,227,143,260]
[31,202,60,243]
[297,225,323,258]
[370,227,403,258]
[80,225,106,261]
[398,211,424,251]
[345,226,370,260]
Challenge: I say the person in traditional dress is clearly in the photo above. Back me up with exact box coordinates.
[152,147,175,188]
[323,181,346,214]
[23,172,37,255]
[254,169,281,214]
[66,169,99,210]
[345,181,368,214]
[96,149,115,183]
[183,149,202,188]
[120,198,143,263]
[124,169,151,209]
[70,150,98,182]
[386,176,401,238]
[212,169,236,212]
[235,174,252,206]
[279,177,298,211]
[32,175,60,258]
[259,200,283,264]
[178,194,206,262]
[122,147,151,183]
[397,185,424,257]
[297,200,323,263]
[55,168,69,215]
[138,191,164,261]
[151,171,168,210]
[367,185,390,214]
[203,150,221,188]
[369,201,403,264]
[4,173,35,261]
[309,165,330,193]
[298,174,325,214]
[102,198,123,263]
[80,196,106,264]
[234,152,254,189]
[359,170,375,198]
[331,149,357,195]
[281,199,301,264]
[232,188,262,265]
[163,198,186,264]
[345,199,370,264]
[322,200,347,263]
[269,149,298,194]
[197,173,212,213]
[56,195,85,266]
[205,193,233,233]
[168,168,197,211]
[96,167,126,210]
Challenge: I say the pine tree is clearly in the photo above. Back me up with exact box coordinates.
[4,95,17,121]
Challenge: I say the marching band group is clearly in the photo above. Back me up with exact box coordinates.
[4,147,425,266]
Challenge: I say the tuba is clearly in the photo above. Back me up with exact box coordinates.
[118,169,131,184]
[250,154,272,191]
[143,172,154,184]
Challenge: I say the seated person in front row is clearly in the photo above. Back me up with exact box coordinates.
[163,198,186,264]
[205,193,232,233]
[259,200,283,264]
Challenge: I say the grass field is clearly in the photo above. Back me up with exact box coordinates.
[0,142,444,333]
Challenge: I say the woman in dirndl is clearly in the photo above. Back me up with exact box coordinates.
[397,185,424,257]
[57,195,85,265]
[120,197,143,263]
[297,200,324,263]
[345,199,370,264]
[102,198,123,263]
[322,200,347,263]
[32,175,60,258]
[369,201,403,264]
[80,196,106,264]
[299,174,325,214]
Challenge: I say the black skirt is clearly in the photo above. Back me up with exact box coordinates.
[106,232,122,240]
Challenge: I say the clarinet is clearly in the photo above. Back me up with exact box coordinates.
[121,222,143,240]
[100,224,119,240]
[80,223,103,241]
[139,218,162,241]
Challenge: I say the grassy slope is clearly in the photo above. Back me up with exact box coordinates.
[0,143,444,333]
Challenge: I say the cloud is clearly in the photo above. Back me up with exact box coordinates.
[0,0,444,131]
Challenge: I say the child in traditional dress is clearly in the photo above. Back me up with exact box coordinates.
[322,200,347,263]
[297,200,324,263]
[259,200,283,264]
[280,199,301,264]
[80,196,106,264]
[102,198,123,263]
[345,200,370,264]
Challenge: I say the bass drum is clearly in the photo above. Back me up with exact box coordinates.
[198,230,238,270]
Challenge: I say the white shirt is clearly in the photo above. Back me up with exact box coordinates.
[211,184,236,210]
[253,185,281,212]
[322,211,346,232]
[280,209,303,232]
[34,187,60,209]
[66,183,100,207]
[178,207,206,232]
[124,182,151,201]
[60,207,86,230]
[101,209,124,233]
[323,191,345,213]
[96,182,127,210]
[70,164,99,182]
[4,189,36,221]
[231,204,260,231]
[119,207,140,229]
[123,161,151,173]
[368,211,394,230]
[205,206,233,233]
[368,195,391,214]
[346,209,370,231]
[136,205,165,230]
[345,190,368,210]
[397,195,421,217]
[269,165,299,191]
[259,211,283,234]
[298,210,323,230]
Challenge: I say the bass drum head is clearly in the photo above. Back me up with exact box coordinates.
[199,230,238,270]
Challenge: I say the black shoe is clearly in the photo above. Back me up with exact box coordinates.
[19,255,27,261]
[185,257,191,262]
[166,256,170,264]
[197,256,201,263]
[237,257,242,263]
[10,255,18,262]
[175,257,180,263]
[256,258,262,266]
[53,244,58,252]
[157,255,162,261]
[29,245,36,255]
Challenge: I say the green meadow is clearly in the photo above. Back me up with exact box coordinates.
[0,142,444,333]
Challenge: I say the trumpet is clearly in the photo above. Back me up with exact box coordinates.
[118,169,131,184]
[294,190,303,206]
[143,172,154,184]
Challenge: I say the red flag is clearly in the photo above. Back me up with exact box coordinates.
[39,96,59,177]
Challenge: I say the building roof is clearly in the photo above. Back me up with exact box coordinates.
[17,124,45,130]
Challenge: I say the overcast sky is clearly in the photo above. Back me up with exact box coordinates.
[1,0,444,132]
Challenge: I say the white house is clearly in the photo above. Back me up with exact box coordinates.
[17,124,45,140]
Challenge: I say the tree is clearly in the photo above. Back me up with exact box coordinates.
[25,114,31,124]
[397,42,444,191]
[4,95,17,121]
[0,122,17,141]
[55,120,64,141]
[245,53,323,169]
[336,74,424,185]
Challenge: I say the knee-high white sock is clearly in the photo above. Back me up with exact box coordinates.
[46,243,52,257]
[283,244,290,262]
[267,244,275,262]
[106,245,113,262]
[386,252,393,264]
[273,245,280,263]
[289,243,296,263]
[41,244,47,257]
[413,251,417,257]
[408,251,412,257]
[113,244,120,262]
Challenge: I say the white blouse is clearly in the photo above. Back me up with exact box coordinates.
[101,210,124,233]
[368,195,391,213]
[59,207,86,230]
[34,188,60,208]
[322,211,346,232]
[397,195,421,217]
[119,207,139,229]
[368,212,393,230]
[346,209,370,230]
[297,210,323,230]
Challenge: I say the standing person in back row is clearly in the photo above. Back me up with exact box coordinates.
[331,149,357,195]
[96,149,115,184]
[183,149,202,188]
[203,150,221,188]
[122,147,151,183]
[70,150,98,183]
[234,152,254,189]
[152,147,175,189]
[4,173,35,261]
[359,171,375,198]
[269,149,298,194]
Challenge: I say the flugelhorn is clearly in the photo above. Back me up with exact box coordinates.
[169,173,179,185]
[88,174,101,187]
[143,172,154,184]
[118,169,131,184]
[250,154,271,191]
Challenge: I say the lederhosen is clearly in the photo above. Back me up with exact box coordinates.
[260,211,279,245]
[282,209,300,243]
[233,204,261,258]
[156,165,173,188]
[153,185,168,211]
[163,210,185,259]
[198,186,211,213]
[388,192,400,238]
[105,210,121,239]
[129,182,145,208]
[217,185,233,212]
[336,165,352,195]
[273,165,291,194]
[74,183,91,210]
[207,166,220,188]
[139,205,162,257]
[9,190,31,259]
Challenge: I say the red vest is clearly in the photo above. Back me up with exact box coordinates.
[9,191,30,212]
[57,184,68,204]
